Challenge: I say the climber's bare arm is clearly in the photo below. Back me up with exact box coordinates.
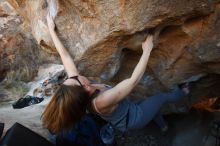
[47,14,79,77]
[95,35,154,112]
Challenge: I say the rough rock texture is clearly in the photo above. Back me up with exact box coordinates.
[0,0,59,82]
[5,0,220,105]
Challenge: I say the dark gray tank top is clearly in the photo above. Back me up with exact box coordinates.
[93,85,132,132]
[100,99,131,132]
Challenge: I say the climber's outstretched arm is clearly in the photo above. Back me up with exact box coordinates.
[94,35,154,113]
[47,14,79,77]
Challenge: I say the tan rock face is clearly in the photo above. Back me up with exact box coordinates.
[5,0,220,106]
[0,1,33,81]
[0,1,58,82]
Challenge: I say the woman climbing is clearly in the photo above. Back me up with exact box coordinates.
[42,13,189,144]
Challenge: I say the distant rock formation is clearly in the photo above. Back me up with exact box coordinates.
[0,0,59,82]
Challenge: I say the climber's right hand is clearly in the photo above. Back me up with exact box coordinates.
[47,13,55,31]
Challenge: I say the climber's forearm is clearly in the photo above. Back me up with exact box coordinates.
[49,28,79,77]
[49,29,67,55]
[130,35,153,86]
[130,50,151,86]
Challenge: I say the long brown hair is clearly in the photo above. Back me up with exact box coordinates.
[42,84,90,133]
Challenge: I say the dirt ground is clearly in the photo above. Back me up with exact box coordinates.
[116,109,220,146]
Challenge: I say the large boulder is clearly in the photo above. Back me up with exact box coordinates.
[5,0,220,106]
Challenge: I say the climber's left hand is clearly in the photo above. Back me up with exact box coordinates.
[47,13,55,31]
